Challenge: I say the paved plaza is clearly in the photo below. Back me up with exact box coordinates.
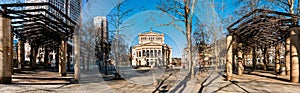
[0,66,298,93]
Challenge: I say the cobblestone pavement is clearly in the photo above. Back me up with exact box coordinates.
[1,65,300,93]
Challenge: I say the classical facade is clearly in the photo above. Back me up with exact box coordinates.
[131,29,172,67]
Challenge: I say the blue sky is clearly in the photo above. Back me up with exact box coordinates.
[82,0,223,58]
[1,0,294,57]
[81,0,296,58]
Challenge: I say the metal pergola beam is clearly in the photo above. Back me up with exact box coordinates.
[227,9,299,48]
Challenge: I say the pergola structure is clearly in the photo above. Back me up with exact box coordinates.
[226,9,300,83]
[0,3,80,83]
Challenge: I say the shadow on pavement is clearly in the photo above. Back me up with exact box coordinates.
[152,73,173,93]
[168,75,190,93]
[198,71,221,93]
[248,71,290,82]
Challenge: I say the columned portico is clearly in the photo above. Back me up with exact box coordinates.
[131,30,172,67]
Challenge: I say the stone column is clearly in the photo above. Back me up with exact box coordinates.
[275,44,280,74]
[55,49,59,69]
[141,49,143,57]
[263,47,268,71]
[44,48,49,67]
[0,16,12,83]
[153,49,155,58]
[162,47,165,66]
[252,48,256,70]
[67,48,71,72]
[237,43,244,76]
[286,38,291,76]
[74,34,80,81]
[290,27,299,83]
[59,40,67,76]
[226,35,233,80]
[18,40,25,70]
[30,45,36,70]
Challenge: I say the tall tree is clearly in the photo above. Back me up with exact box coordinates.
[107,0,134,79]
[193,21,209,71]
[81,19,97,71]
[158,0,197,78]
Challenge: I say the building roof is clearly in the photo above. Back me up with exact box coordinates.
[132,42,172,49]
[139,29,164,36]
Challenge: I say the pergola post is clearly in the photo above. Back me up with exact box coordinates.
[0,16,12,83]
[74,34,80,81]
[238,43,244,76]
[67,45,71,72]
[44,48,49,67]
[55,48,59,69]
[59,40,67,76]
[275,44,281,75]
[286,38,291,76]
[226,35,233,80]
[290,27,299,83]
[263,47,268,71]
[30,45,36,70]
[252,48,256,70]
[18,40,25,70]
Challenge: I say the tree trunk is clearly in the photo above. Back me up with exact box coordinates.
[184,0,194,79]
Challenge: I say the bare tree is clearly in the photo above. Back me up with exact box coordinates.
[158,0,197,78]
[81,19,96,71]
[107,0,134,79]
[193,21,209,72]
[207,0,224,70]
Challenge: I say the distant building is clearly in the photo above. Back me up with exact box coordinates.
[131,29,172,67]
[207,37,226,65]
[171,58,181,66]
[94,16,108,43]
[94,16,109,68]
[181,46,199,68]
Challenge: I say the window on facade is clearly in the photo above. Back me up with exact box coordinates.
[156,37,162,40]
[141,37,146,40]
[146,50,149,57]
[158,50,161,56]
[143,50,145,56]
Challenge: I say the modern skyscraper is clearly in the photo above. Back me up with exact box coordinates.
[94,16,108,43]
